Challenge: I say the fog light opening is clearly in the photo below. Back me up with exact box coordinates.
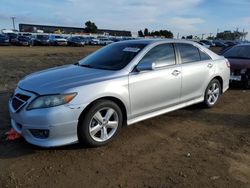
[29,129,50,139]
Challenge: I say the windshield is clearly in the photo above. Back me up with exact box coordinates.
[18,36,29,41]
[55,36,64,39]
[79,42,147,70]
[223,45,250,59]
[37,35,49,40]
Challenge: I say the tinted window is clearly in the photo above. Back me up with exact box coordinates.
[199,50,211,61]
[79,42,146,70]
[178,43,200,63]
[139,44,176,67]
[37,35,49,40]
[223,45,250,59]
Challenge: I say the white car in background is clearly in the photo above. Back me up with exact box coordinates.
[91,38,100,45]
[49,35,68,46]
[99,38,113,45]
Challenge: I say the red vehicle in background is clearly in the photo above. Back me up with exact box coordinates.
[222,43,250,88]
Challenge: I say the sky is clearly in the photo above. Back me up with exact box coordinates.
[0,0,249,39]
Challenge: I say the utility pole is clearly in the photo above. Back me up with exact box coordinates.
[201,33,205,39]
[177,32,179,39]
[11,16,16,30]
[242,28,245,41]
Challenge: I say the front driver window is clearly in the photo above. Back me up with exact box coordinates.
[139,43,176,67]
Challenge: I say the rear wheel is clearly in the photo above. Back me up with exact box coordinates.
[204,79,221,108]
[78,100,123,147]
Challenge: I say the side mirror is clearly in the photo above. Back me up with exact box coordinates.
[136,61,156,72]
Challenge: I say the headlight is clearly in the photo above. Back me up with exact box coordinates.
[27,93,77,110]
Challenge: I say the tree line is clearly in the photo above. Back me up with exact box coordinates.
[182,30,248,41]
[138,28,173,38]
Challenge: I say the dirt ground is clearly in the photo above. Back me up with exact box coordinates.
[0,46,249,188]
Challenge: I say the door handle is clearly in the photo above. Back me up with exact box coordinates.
[207,63,213,68]
[172,70,181,76]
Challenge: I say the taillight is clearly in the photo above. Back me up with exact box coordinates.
[226,59,230,68]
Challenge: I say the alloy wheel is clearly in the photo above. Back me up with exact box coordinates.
[207,82,220,105]
[89,107,119,142]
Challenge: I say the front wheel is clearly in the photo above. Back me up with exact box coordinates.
[78,100,123,147]
[203,79,221,108]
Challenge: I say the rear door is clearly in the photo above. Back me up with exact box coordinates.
[176,43,215,102]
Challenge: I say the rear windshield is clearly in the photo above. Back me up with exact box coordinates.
[223,45,250,59]
[79,42,147,70]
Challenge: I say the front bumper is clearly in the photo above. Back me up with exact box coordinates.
[230,75,242,81]
[8,87,85,147]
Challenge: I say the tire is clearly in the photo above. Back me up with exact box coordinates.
[203,79,221,108]
[78,100,123,147]
[242,73,250,89]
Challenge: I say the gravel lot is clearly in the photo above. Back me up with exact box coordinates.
[0,46,249,188]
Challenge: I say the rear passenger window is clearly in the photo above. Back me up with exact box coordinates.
[178,43,200,63]
[199,50,211,61]
[139,43,176,67]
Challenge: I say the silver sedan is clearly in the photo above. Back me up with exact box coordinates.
[9,39,230,147]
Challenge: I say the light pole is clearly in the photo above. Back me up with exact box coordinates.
[11,16,16,30]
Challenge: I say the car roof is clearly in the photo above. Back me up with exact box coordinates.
[116,39,209,46]
[235,43,250,47]
[118,39,221,60]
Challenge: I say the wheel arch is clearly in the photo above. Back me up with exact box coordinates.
[212,76,223,93]
[78,96,128,127]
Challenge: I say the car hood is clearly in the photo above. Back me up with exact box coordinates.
[55,39,67,42]
[18,65,121,95]
[228,58,250,70]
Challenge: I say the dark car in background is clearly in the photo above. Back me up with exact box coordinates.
[67,37,85,46]
[12,36,32,46]
[0,34,10,45]
[213,41,228,47]
[225,41,239,47]
[222,44,250,88]
[5,33,18,44]
[200,40,215,47]
[33,34,50,46]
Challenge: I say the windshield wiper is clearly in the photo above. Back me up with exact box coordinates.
[74,62,94,68]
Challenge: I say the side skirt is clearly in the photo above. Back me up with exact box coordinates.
[127,97,204,125]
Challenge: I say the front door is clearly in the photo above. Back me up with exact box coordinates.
[129,43,182,118]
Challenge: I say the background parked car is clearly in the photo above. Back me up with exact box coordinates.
[33,34,50,46]
[49,35,68,46]
[90,38,100,45]
[200,40,215,47]
[99,38,113,45]
[196,41,210,48]
[67,37,85,46]
[78,36,95,45]
[222,43,250,88]
[0,34,10,45]
[5,33,18,44]
[12,36,32,46]
[213,41,228,47]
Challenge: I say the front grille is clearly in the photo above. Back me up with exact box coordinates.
[12,93,31,112]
